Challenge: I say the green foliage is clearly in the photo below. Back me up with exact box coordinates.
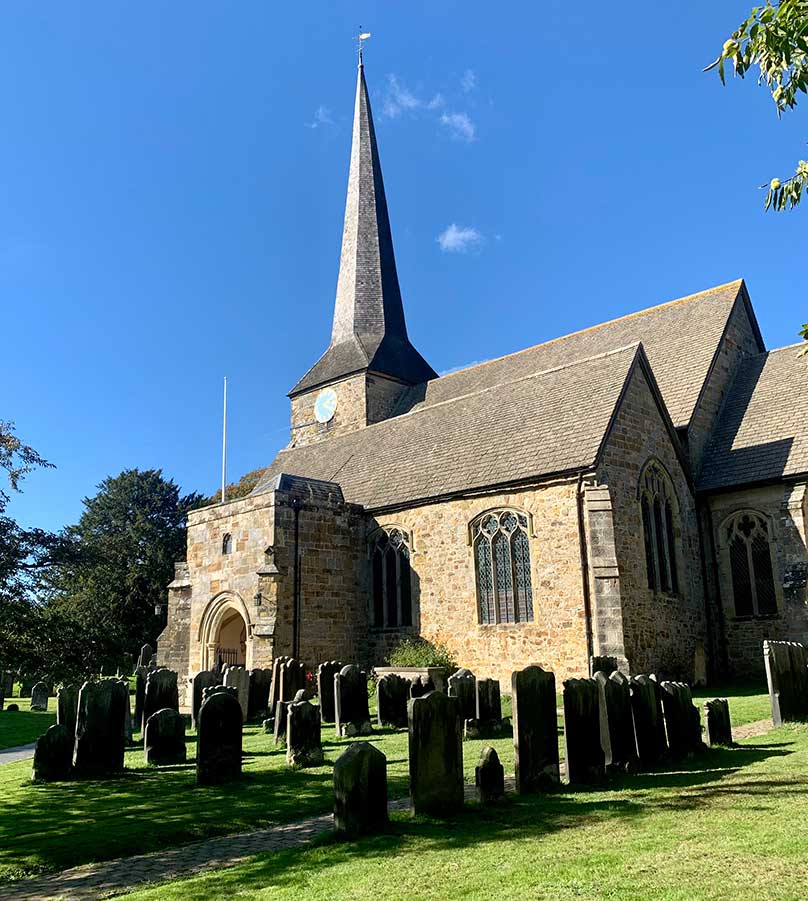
[706,0,808,210]
[800,322,808,353]
[194,467,265,509]
[386,637,457,670]
[0,421,53,514]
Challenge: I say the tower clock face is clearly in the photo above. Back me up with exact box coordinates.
[314,387,338,423]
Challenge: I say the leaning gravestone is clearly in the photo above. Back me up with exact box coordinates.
[629,675,668,767]
[134,666,151,733]
[563,678,605,784]
[274,690,306,746]
[197,685,242,785]
[335,665,372,737]
[286,697,323,767]
[376,673,409,728]
[408,690,464,815]
[123,688,134,745]
[223,665,250,721]
[704,698,733,747]
[317,661,345,723]
[448,668,477,721]
[660,681,703,759]
[511,665,560,793]
[191,670,221,729]
[32,724,73,782]
[142,668,179,731]
[73,680,129,777]
[595,670,636,771]
[476,745,505,804]
[764,639,808,725]
[267,656,291,715]
[248,668,272,719]
[57,685,79,739]
[30,681,49,712]
[333,742,388,837]
[144,708,187,765]
[138,643,153,668]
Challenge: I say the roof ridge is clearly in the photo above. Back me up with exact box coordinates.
[766,342,805,354]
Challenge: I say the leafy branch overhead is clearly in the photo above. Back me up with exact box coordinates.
[706,0,808,211]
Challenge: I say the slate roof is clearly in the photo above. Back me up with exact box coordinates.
[257,344,642,511]
[698,345,808,491]
[396,279,758,429]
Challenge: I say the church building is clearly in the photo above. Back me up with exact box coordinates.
[158,58,808,703]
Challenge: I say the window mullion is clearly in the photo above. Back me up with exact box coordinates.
[510,533,519,623]
[396,549,402,628]
[747,539,759,616]
[491,537,500,624]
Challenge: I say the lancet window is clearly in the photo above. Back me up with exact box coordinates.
[471,510,534,625]
[370,528,413,629]
[639,461,679,595]
[725,511,778,617]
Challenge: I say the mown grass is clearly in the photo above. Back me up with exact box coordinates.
[0,706,56,750]
[125,725,808,901]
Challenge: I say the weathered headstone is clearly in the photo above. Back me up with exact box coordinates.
[317,661,345,723]
[563,678,605,784]
[286,697,323,767]
[333,742,388,836]
[274,690,307,746]
[197,685,242,785]
[704,698,733,747]
[138,643,153,668]
[142,668,179,731]
[475,745,505,804]
[595,670,636,771]
[629,675,667,767]
[409,674,435,698]
[335,665,372,737]
[476,678,502,724]
[590,655,618,676]
[376,673,409,728]
[19,678,34,698]
[30,681,49,712]
[281,658,307,702]
[408,690,464,815]
[511,665,560,792]
[223,665,250,721]
[123,688,134,745]
[144,708,187,765]
[73,680,128,777]
[191,670,221,729]
[57,685,79,739]
[247,668,272,719]
[134,666,151,733]
[32,724,73,782]
[764,639,808,725]
[660,681,703,759]
[267,655,291,716]
[448,668,477,721]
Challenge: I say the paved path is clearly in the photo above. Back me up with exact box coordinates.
[0,744,36,767]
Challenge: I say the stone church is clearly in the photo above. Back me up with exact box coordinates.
[158,59,808,704]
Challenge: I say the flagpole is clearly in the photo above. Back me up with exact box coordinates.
[221,376,227,504]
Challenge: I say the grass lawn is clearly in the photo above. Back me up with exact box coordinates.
[0,706,56,750]
[123,723,808,901]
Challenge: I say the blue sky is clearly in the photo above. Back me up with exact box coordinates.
[2,2,804,532]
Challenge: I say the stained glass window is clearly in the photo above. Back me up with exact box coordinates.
[726,512,778,618]
[638,461,679,595]
[370,528,413,629]
[471,510,534,624]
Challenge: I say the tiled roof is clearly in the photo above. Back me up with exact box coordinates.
[698,345,808,491]
[396,279,753,429]
[256,344,642,511]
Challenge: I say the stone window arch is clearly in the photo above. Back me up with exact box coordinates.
[720,510,779,618]
[222,533,233,555]
[369,527,413,629]
[470,509,534,625]
[638,459,679,595]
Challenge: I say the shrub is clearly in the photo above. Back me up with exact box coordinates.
[386,638,457,671]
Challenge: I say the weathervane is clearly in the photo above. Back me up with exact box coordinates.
[357,27,371,65]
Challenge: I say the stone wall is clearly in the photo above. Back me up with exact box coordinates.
[289,373,368,448]
[707,482,808,675]
[597,362,707,680]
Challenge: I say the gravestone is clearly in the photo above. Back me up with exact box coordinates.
[409,674,435,698]
[6,703,19,712]
[448,668,477,721]
[590,655,618,676]
[286,697,323,767]
[704,698,733,747]
[408,690,464,815]
[19,678,33,698]
[317,661,345,723]
[191,670,221,729]
[2,671,13,697]
[144,708,187,765]
[476,678,502,724]
[660,681,703,759]
[223,665,250,721]
[333,742,388,836]
[475,745,505,804]
[138,643,153,668]
[280,658,307,701]
[197,685,242,785]
[123,689,134,744]
[142,668,179,731]
[248,668,272,719]
[595,670,636,771]
[273,700,290,746]
[764,639,808,725]
[267,656,291,716]
[30,681,49,712]
[511,665,560,792]
[32,724,73,782]
[73,680,129,776]
[376,673,409,728]
[334,665,372,737]
[57,684,78,739]
[629,675,668,767]
[563,678,605,784]
[134,666,151,733]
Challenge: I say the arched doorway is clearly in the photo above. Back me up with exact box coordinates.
[199,592,252,671]
[216,611,247,667]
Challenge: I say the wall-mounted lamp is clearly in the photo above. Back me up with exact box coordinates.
[154,601,167,618]
[253,592,263,608]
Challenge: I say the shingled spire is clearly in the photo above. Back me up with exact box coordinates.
[290,58,436,397]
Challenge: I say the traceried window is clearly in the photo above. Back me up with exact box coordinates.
[639,461,679,595]
[222,533,232,555]
[471,511,534,625]
[370,528,413,629]
[725,512,778,618]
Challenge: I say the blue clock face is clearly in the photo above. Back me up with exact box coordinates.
[314,388,338,423]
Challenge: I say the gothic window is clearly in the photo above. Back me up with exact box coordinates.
[471,511,534,625]
[222,533,233,555]
[639,461,679,595]
[370,528,413,629]
[725,512,778,618]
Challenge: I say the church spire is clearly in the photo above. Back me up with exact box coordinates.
[290,56,436,397]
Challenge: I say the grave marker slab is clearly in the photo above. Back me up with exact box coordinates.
[317,661,345,723]
[764,639,808,725]
[144,708,187,765]
[590,655,618,676]
[475,745,505,804]
[138,644,153,668]
[563,678,606,784]
[30,682,49,712]
[333,742,388,837]
[142,668,179,731]
[629,675,668,767]
[511,665,560,792]
[660,681,703,759]
[286,698,323,767]
[448,668,477,721]
[476,678,502,725]
[595,670,636,771]
[704,698,733,747]
[408,691,464,815]
[191,670,221,730]
[376,673,409,728]
[73,680,128,777]
[334,665,372,737]
[32,724,73,782]
[223,665,250,721]
[197,686,242,785]
[248,668,272,719]
[57,685,78,738]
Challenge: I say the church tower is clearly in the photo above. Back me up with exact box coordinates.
[288,55,436,448]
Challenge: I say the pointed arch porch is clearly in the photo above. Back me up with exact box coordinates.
[198,591,253,671]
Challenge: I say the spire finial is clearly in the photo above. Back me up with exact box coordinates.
[357,27,371,67]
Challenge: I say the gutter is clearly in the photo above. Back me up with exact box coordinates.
[576,472,595,673]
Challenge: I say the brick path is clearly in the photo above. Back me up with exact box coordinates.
[0,744,36,767]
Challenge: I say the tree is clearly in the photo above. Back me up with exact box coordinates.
[706,1,808,211]
[193,467,265,509]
